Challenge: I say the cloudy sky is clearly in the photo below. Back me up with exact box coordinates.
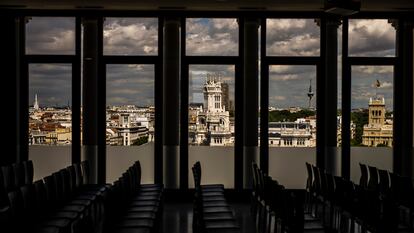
[27,17,395,110]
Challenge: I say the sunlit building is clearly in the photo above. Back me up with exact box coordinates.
[362,97,393,147]
[189,73,234,146]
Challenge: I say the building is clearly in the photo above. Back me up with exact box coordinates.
[362,97,393,147]
[107,113,149,146]
[189,73,234,146]
[268,120,315,147]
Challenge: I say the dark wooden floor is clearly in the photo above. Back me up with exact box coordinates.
[161,202,256,233]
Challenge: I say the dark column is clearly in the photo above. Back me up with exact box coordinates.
[0,15,23,165]
[163,17,180,189]
[243,18,260,188]
[341,19,351,179]
[82,17,105,184]
[394,19,414,178]
[317,16,340,175]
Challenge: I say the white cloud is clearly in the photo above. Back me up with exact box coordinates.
[186,18,238,56]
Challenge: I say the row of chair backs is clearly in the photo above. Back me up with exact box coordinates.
[4,160,97,233]
[252,163,306,233]
[359,163,414,205]
[307,163,402,232]
[0,161,33,208]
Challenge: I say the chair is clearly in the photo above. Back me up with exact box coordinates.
[367,166,379,191]
[12,163,25,188]
[378,169,390,195]
[1,165,15,192]
[359,163,368,189]
[23,160,34,185]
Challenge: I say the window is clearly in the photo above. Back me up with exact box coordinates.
[266,19,320,56]
[28,64,72,179]
[105,64,156,184]
[268,65,317,148]
[26,17,75,55]
[186,18,238,56]
[104,18,158,55]
[188,65,235,188]
[350,65,394,181]
[348,19,396,57]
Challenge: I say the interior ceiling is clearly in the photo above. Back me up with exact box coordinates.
[0,0,413,11]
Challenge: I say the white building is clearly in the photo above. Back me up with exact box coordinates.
[268,120,315,147]
[189,74,233,146]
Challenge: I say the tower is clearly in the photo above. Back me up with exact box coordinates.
[203,73,223,112]
[307,79,314,109]
[368,97,386,126]
[34,94,39,110]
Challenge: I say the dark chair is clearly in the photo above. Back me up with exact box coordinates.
[12,163,25,188]
[367,166,379,191]
[1,165,15,192]
[359,163,368,189]
[378,169,390,195]
[23,160,34,185]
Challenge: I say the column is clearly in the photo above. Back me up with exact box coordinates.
[82,17,105,184]
[163,17,180,189]
[394,19,414,178]
[0,15,24,165]
[243,18,260,188]
[317,16,341,175]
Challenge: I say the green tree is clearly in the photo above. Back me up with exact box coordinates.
[268,109,316,122]
[132,136,148,146]
[351,110,369,146]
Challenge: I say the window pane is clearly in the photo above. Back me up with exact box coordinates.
[104,18,158,55]
[349,19,396,57]
[268,65,317,188]
[266,19,320,56]
[26,17,75,55]
[29,64,72,180]
[106,64,155,184]
[350,66,393,183]
[188,65,235,188]
[186,18,238,56]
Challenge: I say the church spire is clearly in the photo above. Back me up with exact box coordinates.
[34,94,39,110]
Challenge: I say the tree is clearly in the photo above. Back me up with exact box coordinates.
[351,110,369,146]
[268,109,316,122]
[132,136,148,146]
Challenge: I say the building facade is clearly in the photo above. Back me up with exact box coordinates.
[189,74,234,146]
[362,97,393,147]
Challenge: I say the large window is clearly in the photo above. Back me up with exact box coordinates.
[26,17,77,180]
[28,64,72,179]
[263,18,320,188]
[268,65,317,148]
[185,18,238,188]
[346,19,396,183]
[103,18,159,183]
[188,65,235,188]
